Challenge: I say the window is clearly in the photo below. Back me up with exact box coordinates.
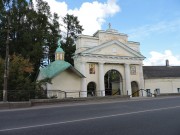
[89,63,95,74]
[146,89,151,97]
[177,88,180,93]
[155,88,160,95]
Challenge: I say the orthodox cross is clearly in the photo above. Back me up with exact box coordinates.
[58,38,61,47]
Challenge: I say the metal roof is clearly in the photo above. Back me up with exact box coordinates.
[40,60,71,79]
[143,66,180,78]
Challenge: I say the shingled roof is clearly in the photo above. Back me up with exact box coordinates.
[143,66,180,78]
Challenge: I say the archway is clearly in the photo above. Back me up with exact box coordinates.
[87,82,96,97]
[131,81,139,97]
[104,69,122,96]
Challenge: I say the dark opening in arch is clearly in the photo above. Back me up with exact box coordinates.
[87,82,96,97]
[104,69,122,96]
[131,81,139,97]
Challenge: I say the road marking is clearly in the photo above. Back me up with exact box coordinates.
[1,96,180,112]
[1,105,180,132]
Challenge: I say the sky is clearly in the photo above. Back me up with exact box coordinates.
[35,0,180,66]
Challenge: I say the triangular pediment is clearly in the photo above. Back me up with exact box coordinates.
[80,40,145,58]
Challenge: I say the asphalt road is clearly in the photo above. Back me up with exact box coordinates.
[1,96,180,135]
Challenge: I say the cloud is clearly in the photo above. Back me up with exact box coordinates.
[69,0,120,35]
[33,0,120,35]
[143,50,180,66]
[128,19,180,40]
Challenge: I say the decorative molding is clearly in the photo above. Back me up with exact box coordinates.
[79,40,145,58]
[74,54,143,65]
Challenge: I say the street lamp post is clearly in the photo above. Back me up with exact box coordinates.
[3,16,10,102]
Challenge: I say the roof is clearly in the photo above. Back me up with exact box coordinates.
[56,47,64,52]
[56,46,64,53]
[39,60,85,79]
[56,38,64,53]
[143,66,180,78]
[40,60,71,78]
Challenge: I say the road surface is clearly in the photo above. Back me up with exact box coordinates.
[0,96,180,135]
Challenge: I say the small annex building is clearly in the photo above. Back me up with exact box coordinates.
[143,60,180,95]
[37,40,85,98]
[37,28,180,98]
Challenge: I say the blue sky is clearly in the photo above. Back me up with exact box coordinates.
[38,0,180,65]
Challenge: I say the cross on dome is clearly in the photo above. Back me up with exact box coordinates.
[58,38,61,47]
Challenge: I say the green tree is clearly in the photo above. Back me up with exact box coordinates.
[0,0,60,80]
[61,14,84,65]
[0,54,34,101]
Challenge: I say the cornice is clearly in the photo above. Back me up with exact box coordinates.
[74,53,144,60]
[74,53,144,65]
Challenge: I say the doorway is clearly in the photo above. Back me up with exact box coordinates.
[131,81,139,97]
[104,69,122,96]
[87,82,96,97]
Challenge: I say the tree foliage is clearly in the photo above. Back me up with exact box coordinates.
[0,0,84,100]
[0,54,33,101]
[61,14,84,65]
[0,0,60,80]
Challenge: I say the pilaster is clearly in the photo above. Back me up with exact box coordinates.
[139,64,145,96]
[81,62,87,97]
[99,62,105,96]
[124,63,132,96]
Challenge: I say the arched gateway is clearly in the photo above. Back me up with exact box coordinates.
[73,28,145,98]
[104,70,123,96]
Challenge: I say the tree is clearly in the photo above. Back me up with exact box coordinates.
[0,0,61,80]
[0,54,35,101]
[61,14,84,65]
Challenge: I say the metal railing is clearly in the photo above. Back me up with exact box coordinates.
[0,89,131,102]
[0,89,124,101]
[131,89,154,97]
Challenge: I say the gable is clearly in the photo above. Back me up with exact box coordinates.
[80,40,144,58]
[93,44,134,57]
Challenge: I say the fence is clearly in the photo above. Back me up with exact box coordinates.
[2,89,153,102]
[0,89,122,101]
[0,89,46,102]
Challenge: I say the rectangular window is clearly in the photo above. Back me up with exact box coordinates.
[155,88,160,95]
[89,63,95,74]
[146,89,151,97]
[177,88,180,93]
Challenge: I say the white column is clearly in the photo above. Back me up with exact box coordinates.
[99,62,105,96]
[124,64,132,96]
[139,64,145,97]
[81,62,87,97]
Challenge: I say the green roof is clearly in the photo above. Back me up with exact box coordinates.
[56,38,64,53]
[40,60,71,79]
[56,46,64,53]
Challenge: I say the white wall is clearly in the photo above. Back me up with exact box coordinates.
[47,69,82,98]
[145,78,180,94]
